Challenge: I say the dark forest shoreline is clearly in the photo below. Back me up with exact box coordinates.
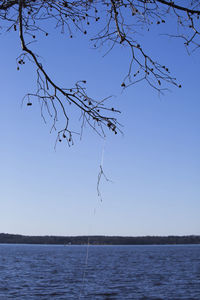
[0,233,200,245]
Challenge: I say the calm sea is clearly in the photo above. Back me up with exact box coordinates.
[0,244,199,299]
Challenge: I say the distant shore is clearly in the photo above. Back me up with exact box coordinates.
[0,233,200,245]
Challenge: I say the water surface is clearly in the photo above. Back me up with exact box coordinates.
[0,244,199,299]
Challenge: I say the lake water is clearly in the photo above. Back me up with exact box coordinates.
[0,244,200,299]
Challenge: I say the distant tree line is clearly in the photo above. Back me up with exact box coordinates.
[0,233,200,245]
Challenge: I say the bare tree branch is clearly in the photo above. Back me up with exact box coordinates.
[157,0,200,14]
[1,0,200,143]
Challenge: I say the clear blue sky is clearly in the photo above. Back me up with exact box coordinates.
[0,15,200,236]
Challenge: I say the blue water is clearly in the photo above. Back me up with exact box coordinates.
[0,244,200,299]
